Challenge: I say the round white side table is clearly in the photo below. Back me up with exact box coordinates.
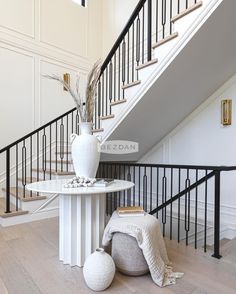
[27,179,134,267]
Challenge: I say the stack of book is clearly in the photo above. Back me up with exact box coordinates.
[117,206,145,217]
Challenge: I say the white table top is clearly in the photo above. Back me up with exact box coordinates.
[26,179,134,195]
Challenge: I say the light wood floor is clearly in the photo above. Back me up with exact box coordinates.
[0,218,235,294]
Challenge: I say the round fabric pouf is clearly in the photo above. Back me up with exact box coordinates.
[83,248,115,291]
[112,232,149,276]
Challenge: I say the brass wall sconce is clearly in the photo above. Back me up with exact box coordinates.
[63,73,70,91]
[221,99,232,126]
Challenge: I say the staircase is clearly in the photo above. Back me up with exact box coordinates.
[0,0,235,260]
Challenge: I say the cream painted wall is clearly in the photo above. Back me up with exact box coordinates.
[140,74,236,229]
[102,0,139,58]
[0,0,102,148]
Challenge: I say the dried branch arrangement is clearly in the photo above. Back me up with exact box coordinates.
[44,60,101,122]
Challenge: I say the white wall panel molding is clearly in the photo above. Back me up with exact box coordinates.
[0,28,91,71]
[0,0,35,39]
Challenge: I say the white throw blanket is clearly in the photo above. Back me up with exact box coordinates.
[102,212,184,287]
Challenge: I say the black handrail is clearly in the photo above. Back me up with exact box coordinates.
[100,0,147,75]
[98,162,236,259]
[100,161,236,172]
[149,171,215,214]
[0,107,76,154]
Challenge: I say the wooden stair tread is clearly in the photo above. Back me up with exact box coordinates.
[122,80,141,90]
[32,168,75,176]
[18,177,43,184]
[136,59,158,70]
[55,151,71,155]
[152,32,179,49]
[2,187,46,202]
[110,99,127,106]
[0,198,28,218]
[171,1,203,23]
[92,128,104,133]
[45,160,73,164]
[100,114,115,120]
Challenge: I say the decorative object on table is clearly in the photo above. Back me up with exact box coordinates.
[83,248,115,292]
[64,176,96,188]
[93,178,114,187]
[112,232,149,276]
[221,99,232,126]
[117,206,145,217]
[45,61,101,178]
[103,211,184,287]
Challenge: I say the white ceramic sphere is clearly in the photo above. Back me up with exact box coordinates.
[83,248,115,291]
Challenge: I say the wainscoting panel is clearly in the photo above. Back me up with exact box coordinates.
[40,0,88,58]
[0,0,35,38]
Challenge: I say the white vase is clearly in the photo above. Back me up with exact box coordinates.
[71,122,100,178]
[83,248,115,291]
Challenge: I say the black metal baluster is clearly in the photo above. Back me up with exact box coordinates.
[127,31,130,84]
[138,166,141,206]
[195,169,198,249]
[178,0,180,14]
[150,167,153,212]
[162,168,167,236]
[5,149,11,213]
[66,115,69,172]
[123,165,126,206]
[55,122,58,173]
[118,46,121,100]
[178,168,181,242]
[106,68,108,116]
[109,61,113,114]
[143,167,147,211]
[102,74,105,117]
[133,165,136,206]
[118,165,121,206]
[156,0,159,42]
[22,140,27,198]
[162,0,167,39]
[114,53,116,102]
[49,125,52,179]
[122,39,126,95]
[15,145,18,210]
[132,24,135,82]
[170,168,173,240]
[212,170,221,259]
[30,136,32,197]
[204,170,208,252]
[185,169,191,246]
[42,129,47,180]
[170,0,173,35]
[147,0,152,61]
[98,79,101,128]
[136,15,141,68]
[156,167,159,218]
[94,85,97,129]
[142,6,145,64]
[186,0,189,9]
[60,119,64,172]
[127,166,131,206]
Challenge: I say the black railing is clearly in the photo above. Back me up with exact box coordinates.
[0,107,78,213]
[98,162,236,259]
[0,0,201,215]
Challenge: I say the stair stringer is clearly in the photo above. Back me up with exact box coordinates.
[99,0,223,144]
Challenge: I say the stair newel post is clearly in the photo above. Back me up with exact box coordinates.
[212,170,222,259]
[5,148,11,213]
[147,0,152,61]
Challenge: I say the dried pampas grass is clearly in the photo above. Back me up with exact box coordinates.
[44,60,101,123]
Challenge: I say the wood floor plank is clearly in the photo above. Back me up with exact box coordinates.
[0,218,235,294]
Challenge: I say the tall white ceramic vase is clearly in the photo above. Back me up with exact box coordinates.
[71,122,100,178]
